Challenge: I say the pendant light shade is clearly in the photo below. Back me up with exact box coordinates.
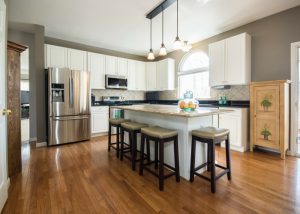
[159,6,167,56]
[173,0,182,50]
[147,19,155,60]
[182,41,192,52]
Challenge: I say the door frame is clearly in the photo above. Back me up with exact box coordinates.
[290,41,300,157]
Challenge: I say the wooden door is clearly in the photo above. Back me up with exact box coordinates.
[253,85,280,149]
[7,41,26,177]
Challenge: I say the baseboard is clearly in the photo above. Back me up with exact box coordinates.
[36,141,47,148]
[6,178,10,190]
[92,132,108,137]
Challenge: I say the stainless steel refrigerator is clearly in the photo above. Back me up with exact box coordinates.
[48,68,91,146]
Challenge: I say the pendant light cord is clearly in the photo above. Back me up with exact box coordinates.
[162,6,164,44]
[150,18,152,49]
[177,0,179,37]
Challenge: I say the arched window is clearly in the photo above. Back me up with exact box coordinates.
[178,51,210,99]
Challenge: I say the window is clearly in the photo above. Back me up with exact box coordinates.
[178,51,210,99]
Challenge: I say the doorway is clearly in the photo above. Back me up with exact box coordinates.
[20,49,30,145]
[291,42,300,156]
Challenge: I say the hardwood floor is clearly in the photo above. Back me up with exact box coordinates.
[2,136,300,214]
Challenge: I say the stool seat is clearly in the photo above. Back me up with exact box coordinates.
[192,127,229,139]
[141,126,178,139]
[121,121,148,131]
[109,118,130,125]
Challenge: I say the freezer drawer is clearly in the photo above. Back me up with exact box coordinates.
[48,115,91,146]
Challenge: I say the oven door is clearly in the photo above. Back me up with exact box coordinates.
[106,75,127,89]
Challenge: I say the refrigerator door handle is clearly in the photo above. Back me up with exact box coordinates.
[53,116,89,121]
[69,77,74,108]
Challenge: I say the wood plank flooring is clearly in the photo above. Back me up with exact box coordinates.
[2,136,300,214]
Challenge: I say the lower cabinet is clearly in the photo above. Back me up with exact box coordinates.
[91,106,109,135]
[217,107,249,152]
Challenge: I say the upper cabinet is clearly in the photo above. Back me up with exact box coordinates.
[156,58,175,91]
[209,33,251,87]
[68,48,87,71]
[45,44,87,71]
[117,57,128,77]
[45,44,68,68]
[127,60,145,91]
[105,55,118,75]
[146,62,157,91]
[88,52,106,89]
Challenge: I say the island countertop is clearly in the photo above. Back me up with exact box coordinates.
[111,104,232,118]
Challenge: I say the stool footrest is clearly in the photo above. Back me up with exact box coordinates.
[193,168,229,181]
[194,162,208,171]
[144,166,176,180]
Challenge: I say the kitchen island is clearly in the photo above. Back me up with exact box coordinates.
[111,104,232,180]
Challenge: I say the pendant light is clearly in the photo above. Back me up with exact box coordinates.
[147,18,155,60]
[159,6,167,56]
[173,0,182,50]
[182,41,192,52]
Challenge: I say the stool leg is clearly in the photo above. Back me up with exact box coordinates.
[210,141,216,193]
[108,124,112,152]
[147,138,151,164]
[190,136,196,182]
[174,135,180,182]
[225,135,231,180]
[139,134,145,176]
[159,139,164,191]
[155,140,158,169]
[207,143,211,172]
[116,126,120,158]
[131,132,137,171]
[120,128,124,161]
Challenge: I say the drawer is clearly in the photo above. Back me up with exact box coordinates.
[91,106,109,113]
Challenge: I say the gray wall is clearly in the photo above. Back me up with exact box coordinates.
[157,6,300,83]
[45,37,146,61]
[8,23,45,143]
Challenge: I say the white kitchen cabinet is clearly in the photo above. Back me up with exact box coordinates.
[127,59,137,90]
[45,44,68,68]
[105,55,118,75]
[156,58,175,91]
[117,58,128,77]
[209,33,251,87]
[88,52,106,89]
[146,62,157,91]
[136,61,146,91]
[218,107,249,152]
[68,48,87,71]
[91,106,109,134]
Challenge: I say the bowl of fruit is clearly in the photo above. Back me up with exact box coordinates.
[178,91,199,112]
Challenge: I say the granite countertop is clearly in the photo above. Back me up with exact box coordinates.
[110,104,233,118]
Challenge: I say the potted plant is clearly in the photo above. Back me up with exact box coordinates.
[260,96,272,111]
[261,125,271,140]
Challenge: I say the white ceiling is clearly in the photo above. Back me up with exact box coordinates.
[8,0,300,56]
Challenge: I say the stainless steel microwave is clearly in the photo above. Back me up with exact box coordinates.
[105,75,127,89]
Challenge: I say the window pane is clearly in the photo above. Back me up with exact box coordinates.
[194,72,210,98]
[181,52,209,72]
[179,74,194,98]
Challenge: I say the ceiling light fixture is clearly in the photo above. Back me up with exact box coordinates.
[159,6,167,56]
[147,18,155,60]
[173,0,182,50]
[182,41,192,52]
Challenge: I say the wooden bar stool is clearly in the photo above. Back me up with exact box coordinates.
[108,118,130,158]
[120,121,149,171]
[139,126,180,191]
[190,127,231,193]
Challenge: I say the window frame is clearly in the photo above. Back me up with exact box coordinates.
[178,50,210,99]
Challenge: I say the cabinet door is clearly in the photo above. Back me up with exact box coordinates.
[91,107,109,133]
[156,60,165,91]
[88,52,105,89]
[127,59,136,90]
[68,48,87,71]
[209,40,226,86]
[117,58,128,77]
[45,44,68,68]
[105,55,118,75]
[253,85,280,149]
[146,62,156,91]
[226,33,248,85]
[136,61,146,91]
[219,114,241,147]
